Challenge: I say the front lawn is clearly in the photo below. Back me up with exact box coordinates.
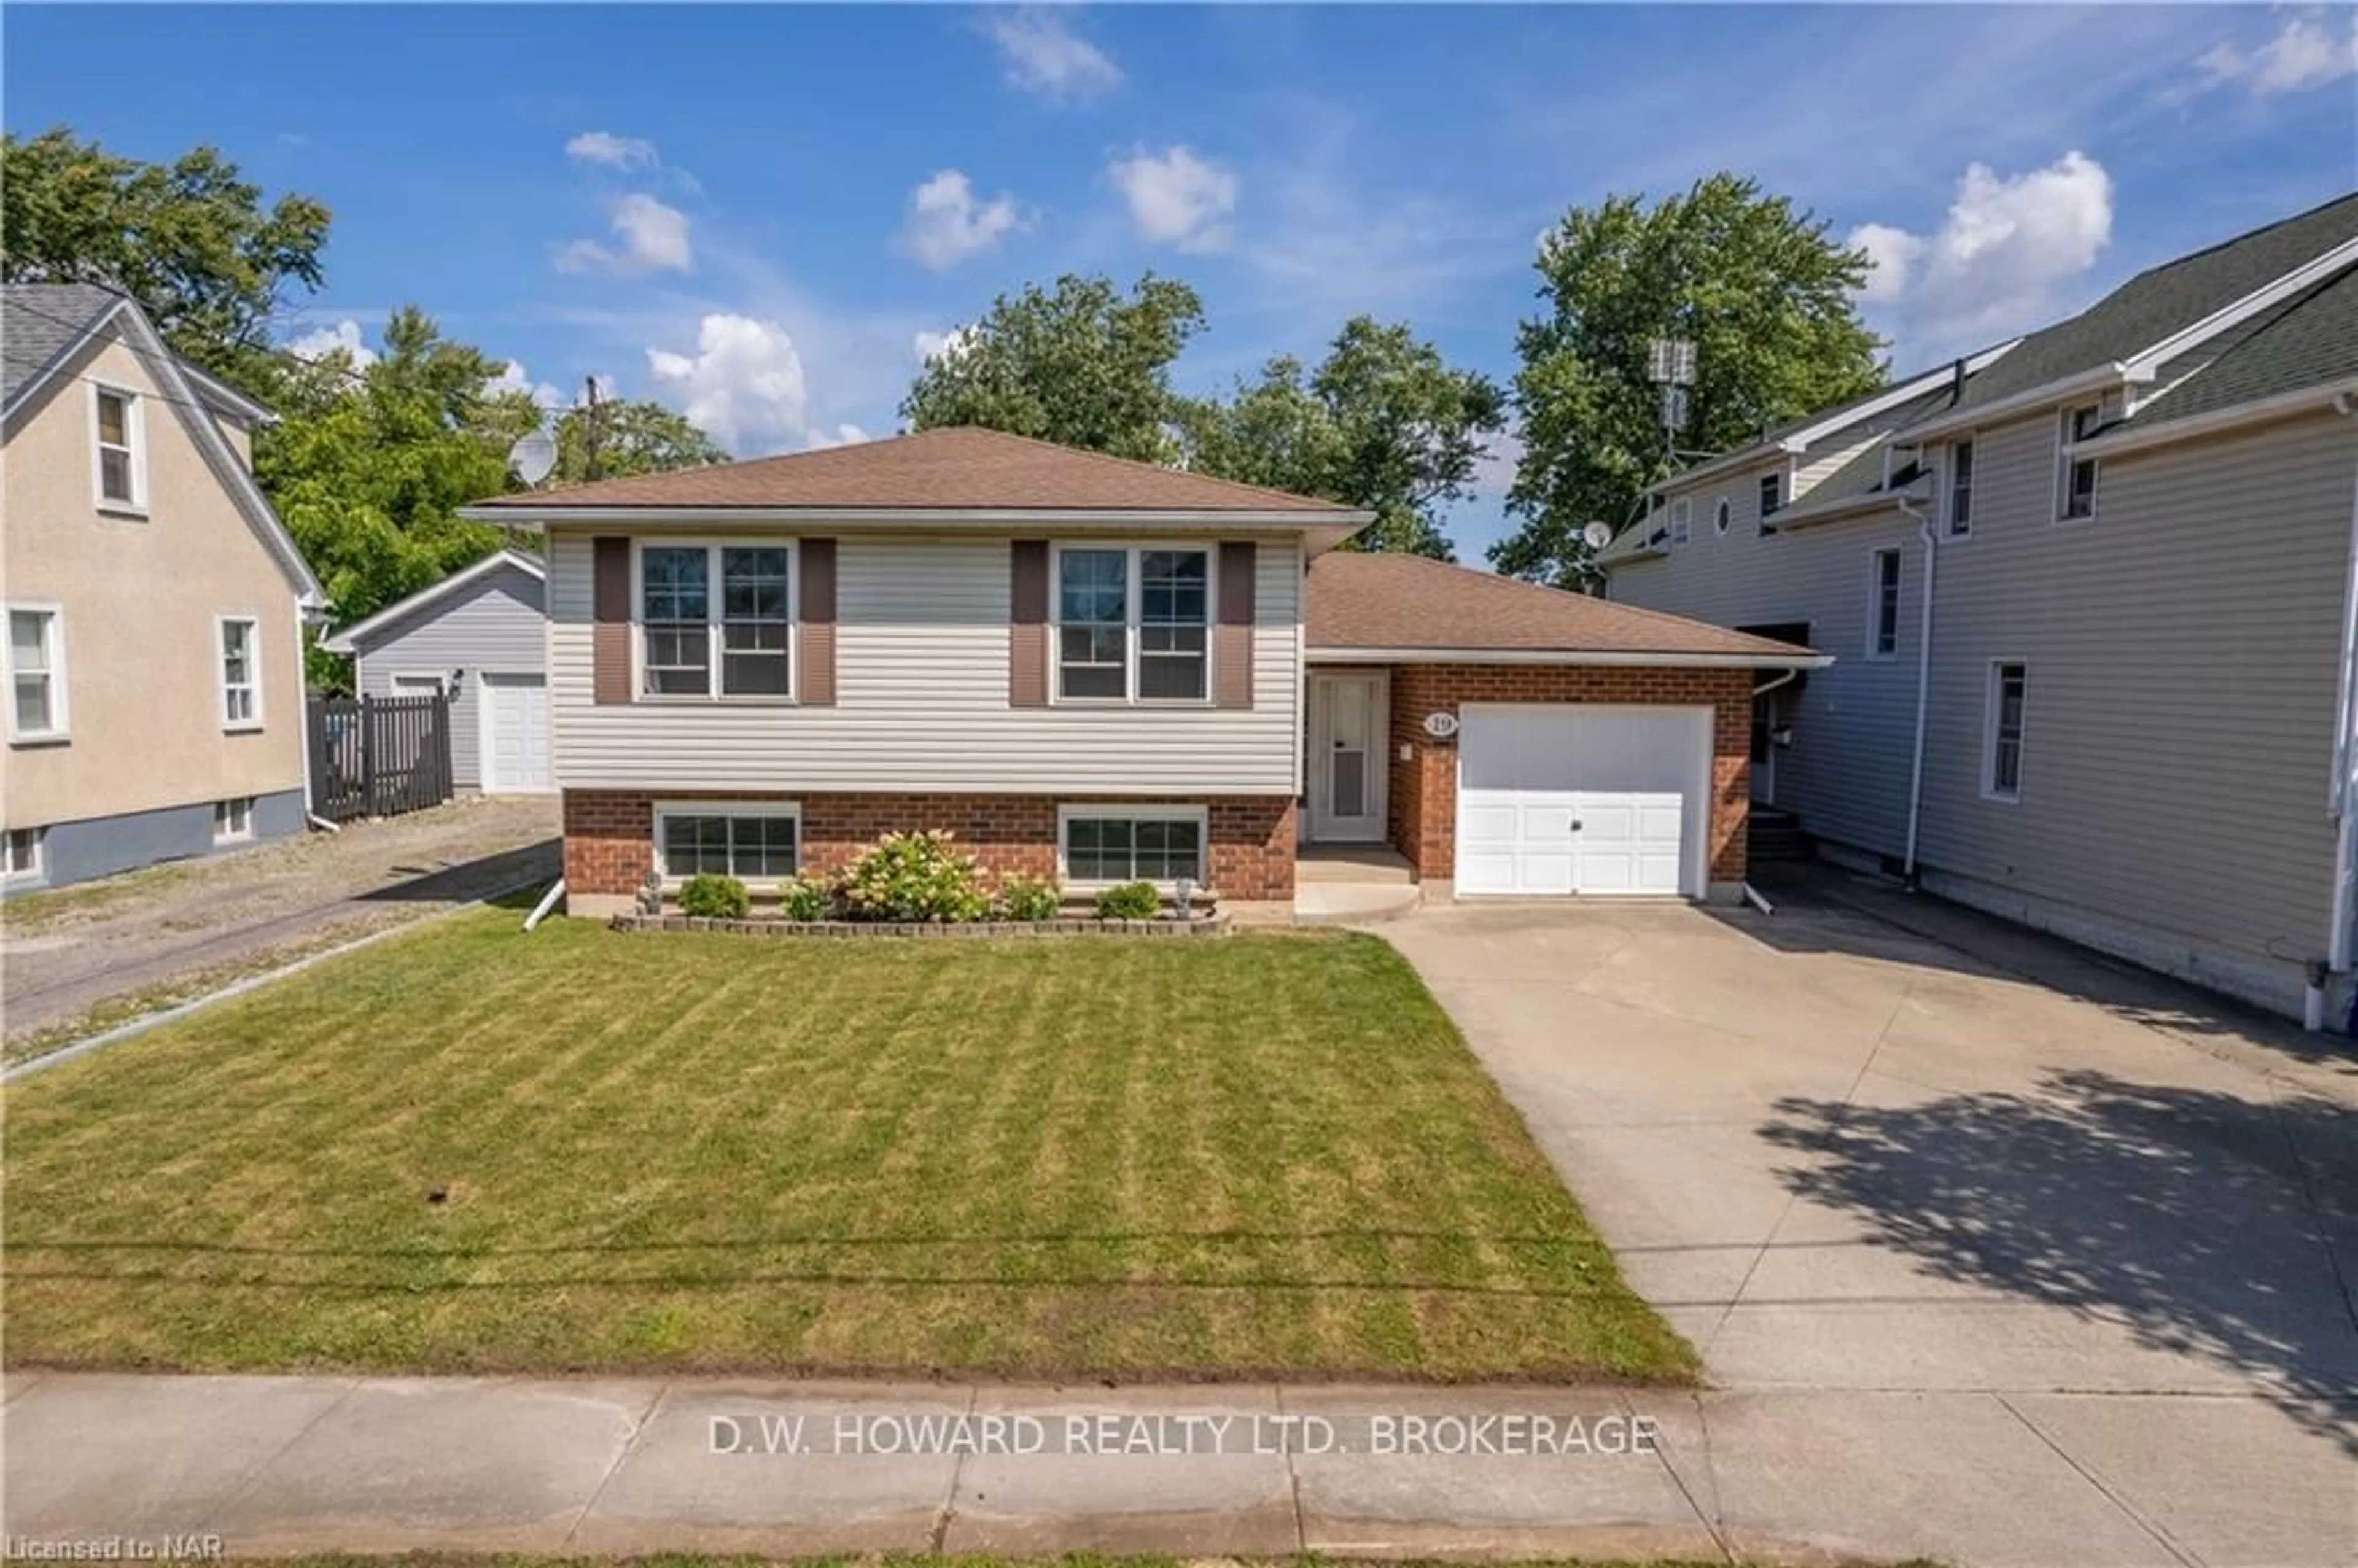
[4,911,1694,1383]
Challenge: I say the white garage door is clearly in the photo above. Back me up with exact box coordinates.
[481,673,550,793]
[1456,704,1711,898]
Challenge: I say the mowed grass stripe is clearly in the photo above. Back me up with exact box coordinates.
[5,910,1697,1382]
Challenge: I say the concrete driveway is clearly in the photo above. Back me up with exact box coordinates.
[1380,874,2357,1562]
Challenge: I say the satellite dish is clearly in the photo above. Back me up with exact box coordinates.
[508,427,558,487]
[1581,520,1614,551]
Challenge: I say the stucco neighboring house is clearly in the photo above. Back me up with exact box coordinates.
[1,284,325,889]
[1600,191,2358,1026]
[321,548,550,794]
[459,425,1822,919]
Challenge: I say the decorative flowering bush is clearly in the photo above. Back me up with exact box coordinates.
[1093,880,1164,920]
[996,873,1062,922]
[677,873,751,920]
[776,872,832,922]
[839,831,992,923]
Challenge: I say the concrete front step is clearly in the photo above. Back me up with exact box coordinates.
[1295,882,1423,923]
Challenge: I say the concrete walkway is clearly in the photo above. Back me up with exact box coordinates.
[12,1370,2350,1566]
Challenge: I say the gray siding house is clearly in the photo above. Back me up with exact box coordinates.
[1603,192,2358,1027]
[322,549,549,793]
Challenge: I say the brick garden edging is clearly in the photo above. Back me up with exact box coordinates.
[609,914,1233,939]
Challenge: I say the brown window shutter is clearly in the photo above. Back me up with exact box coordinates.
[799,538,838,706]
[592,537,632,705]
[1010,539,1049,708]
[1215,540,1256,708]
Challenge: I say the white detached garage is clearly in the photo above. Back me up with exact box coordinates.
[321,549,551,794]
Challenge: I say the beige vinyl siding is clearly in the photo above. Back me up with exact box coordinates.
[547,530,1302,793]
[1915,409,2351,1006]
[1611,456,1923,858]
[1793,433,1875,500]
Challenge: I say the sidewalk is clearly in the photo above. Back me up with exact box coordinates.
[6,1372,2349,1566]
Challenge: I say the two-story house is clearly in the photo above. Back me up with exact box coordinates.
[462,425,1822,919]
[1602,192,2358,1025]
[2,284,324,889]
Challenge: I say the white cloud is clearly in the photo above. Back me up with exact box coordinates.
[566,131,660,171]
[556,193,693,277]
[486,359,567,409]
[1850,151,2114,354]
[2189,13,2357,98]
[805,422,873,450]
[1471,427,1524,499]
[987,7,1122,99]
[898,170,1024,271]
[645,313,809,452]
[286,319,378,370]
[913,325,976,365]
[1109,145,1238,254]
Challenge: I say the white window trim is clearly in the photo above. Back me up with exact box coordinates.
[1983,659,2029,804]
[2055,405,2101,523]
[217,613,264,732]
[5,601,71,744]
[1945,437,1975,538]
[1667,498,1692,548]
[88,381,149,516]
[1713,496,1732,537]
[387,670,448,697]
[4,825,47,886]
[1049,542,1218,708]
[213,796,256,845]
[1759,470,1785,522]
[650,799,804,888]
[632,538,800,705]
[1866,548,1902,662]
[1056,802,1210,888]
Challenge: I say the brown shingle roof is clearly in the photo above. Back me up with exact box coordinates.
[477,425,1360,514]
[1306,553,1821,661]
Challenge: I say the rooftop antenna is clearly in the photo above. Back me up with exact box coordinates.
[1647,336,1696,457]
[507,425,557,488]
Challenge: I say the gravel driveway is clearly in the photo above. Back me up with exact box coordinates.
[1,794,559,1045]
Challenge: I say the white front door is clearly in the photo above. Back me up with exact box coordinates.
[1308,670,1387,842]
[1455,704,1708,897]
[481,672,550,793]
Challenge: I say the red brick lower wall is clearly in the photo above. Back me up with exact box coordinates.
[564,791,1297,901]
[1383,664,1751,888]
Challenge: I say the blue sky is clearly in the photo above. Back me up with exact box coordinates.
[9,4,2354,559]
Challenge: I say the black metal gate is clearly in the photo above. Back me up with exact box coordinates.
[307,693,454,822]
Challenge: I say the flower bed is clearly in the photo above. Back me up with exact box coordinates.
[609,912,1231,939]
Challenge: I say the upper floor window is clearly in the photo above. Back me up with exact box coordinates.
[1054,545,1210,704]
[1985,662,2028,800]
[1868,548,1902,659]
[1947,440,1975,536]
[91,386,146,511]
[219,615,261,729]
[6,605,68,742]
[2058,405,2100,520]
[1668,499,1692,549]
[1759,472,1784,524]
[639,542,794,700]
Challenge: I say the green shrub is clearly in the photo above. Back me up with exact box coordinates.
[996,873,1062,922]
[1094,880,1163,921]
[677,873,751,920]
[777,873,831,922]
[839,831,991,922]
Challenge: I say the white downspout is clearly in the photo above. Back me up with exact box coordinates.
[1899,497,1937,885]
[2317,392,2358,1029]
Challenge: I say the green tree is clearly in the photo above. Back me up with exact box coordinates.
[901,273,1206,462]
[1493,173,1886,586]
[553,395,729,483]
[1183,316,1504,559]
[257,308,539,688]
[1,128,330,389]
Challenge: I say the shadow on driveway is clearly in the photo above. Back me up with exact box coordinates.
[1762,1067,2358,1453]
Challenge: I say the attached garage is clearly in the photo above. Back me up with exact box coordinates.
[1456,704,1711,897]
[1302,552,1829,903]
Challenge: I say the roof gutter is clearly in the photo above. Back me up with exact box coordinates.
[1306,646,1831,670]
[2071,376,2358,459]
[1759,484,1926,534]
[1902,361,2129,444]
[459,505,1371,529]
